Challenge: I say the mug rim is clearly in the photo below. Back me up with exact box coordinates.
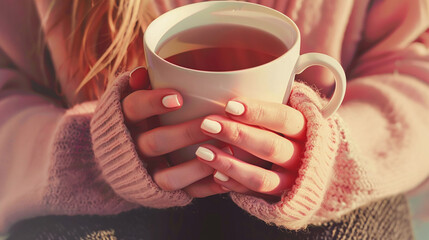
[143,1,301,74]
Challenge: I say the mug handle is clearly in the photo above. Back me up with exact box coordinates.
[294,53,347,118]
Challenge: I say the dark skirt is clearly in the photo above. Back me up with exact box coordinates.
[8,194,414,240]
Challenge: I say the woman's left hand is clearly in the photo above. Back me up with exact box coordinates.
[195,97,307,198]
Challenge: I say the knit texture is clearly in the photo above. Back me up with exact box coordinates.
[231,82,340,229]
[232,73,429,230]
[90,72,192,207]
[43,101,136,216]
[7,194,414,240]
[45,72,192,217]
[1,0,429,233]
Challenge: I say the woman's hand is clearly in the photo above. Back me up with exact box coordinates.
[195,97,306,199]
[122,67,228,197]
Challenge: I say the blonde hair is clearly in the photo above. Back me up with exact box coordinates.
[50,0,156,100]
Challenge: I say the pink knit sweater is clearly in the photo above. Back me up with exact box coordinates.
[1,0,429,232]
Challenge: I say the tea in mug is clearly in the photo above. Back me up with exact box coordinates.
[156,24,288,71]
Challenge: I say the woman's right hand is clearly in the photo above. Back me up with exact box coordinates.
[121,67,229,198]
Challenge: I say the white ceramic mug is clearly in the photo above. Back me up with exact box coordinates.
[143,1,346,161]
[144,1,346,123]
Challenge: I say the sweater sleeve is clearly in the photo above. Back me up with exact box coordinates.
[0,69,192,232]
[230,0,429,229]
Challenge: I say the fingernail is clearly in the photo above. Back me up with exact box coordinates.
[221,146,234,156]
[162,94,181,108]
[201,119,222,134]
[129,66,149,90]
[214,171,229,182]
[129,66,147,79]
[221,186,230,192]
[195,147,215,161]
[225,101,245,116]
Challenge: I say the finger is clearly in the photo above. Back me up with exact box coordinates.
[153,159,214,191]
[137,118,210,157]
[209,146,251,194]
[212,171,251,194]
[122,89,183,124]
[224,98,306,140]
[200,116,302,170]
[196,145,296,195]
[129,67,150,91]
[184,176,229,198]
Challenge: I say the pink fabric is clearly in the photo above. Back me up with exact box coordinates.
[1,0,429,232]
[91,73,192,207]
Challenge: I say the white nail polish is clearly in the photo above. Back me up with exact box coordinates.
[214,171,229,182]
[225,101,245,116]
[201,119,222,134]
[195,147,215,161]
[162,95,181,108]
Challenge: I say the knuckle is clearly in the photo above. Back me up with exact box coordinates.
[249,103,265,123]
[196,162,215,176]
[184,124,198,143]
[261,137,280,159]
[277,106,290,122]
[138,133,163,157]
[154,171,178,191]
[148,92,161,111]
[217,158,233,174]
[276,108,290,131]
[229,123,246,145]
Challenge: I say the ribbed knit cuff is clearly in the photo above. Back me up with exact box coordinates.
[90,72,192,208]
[230,82,340,230]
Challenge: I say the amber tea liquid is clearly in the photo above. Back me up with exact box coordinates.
[156,24,288,71]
